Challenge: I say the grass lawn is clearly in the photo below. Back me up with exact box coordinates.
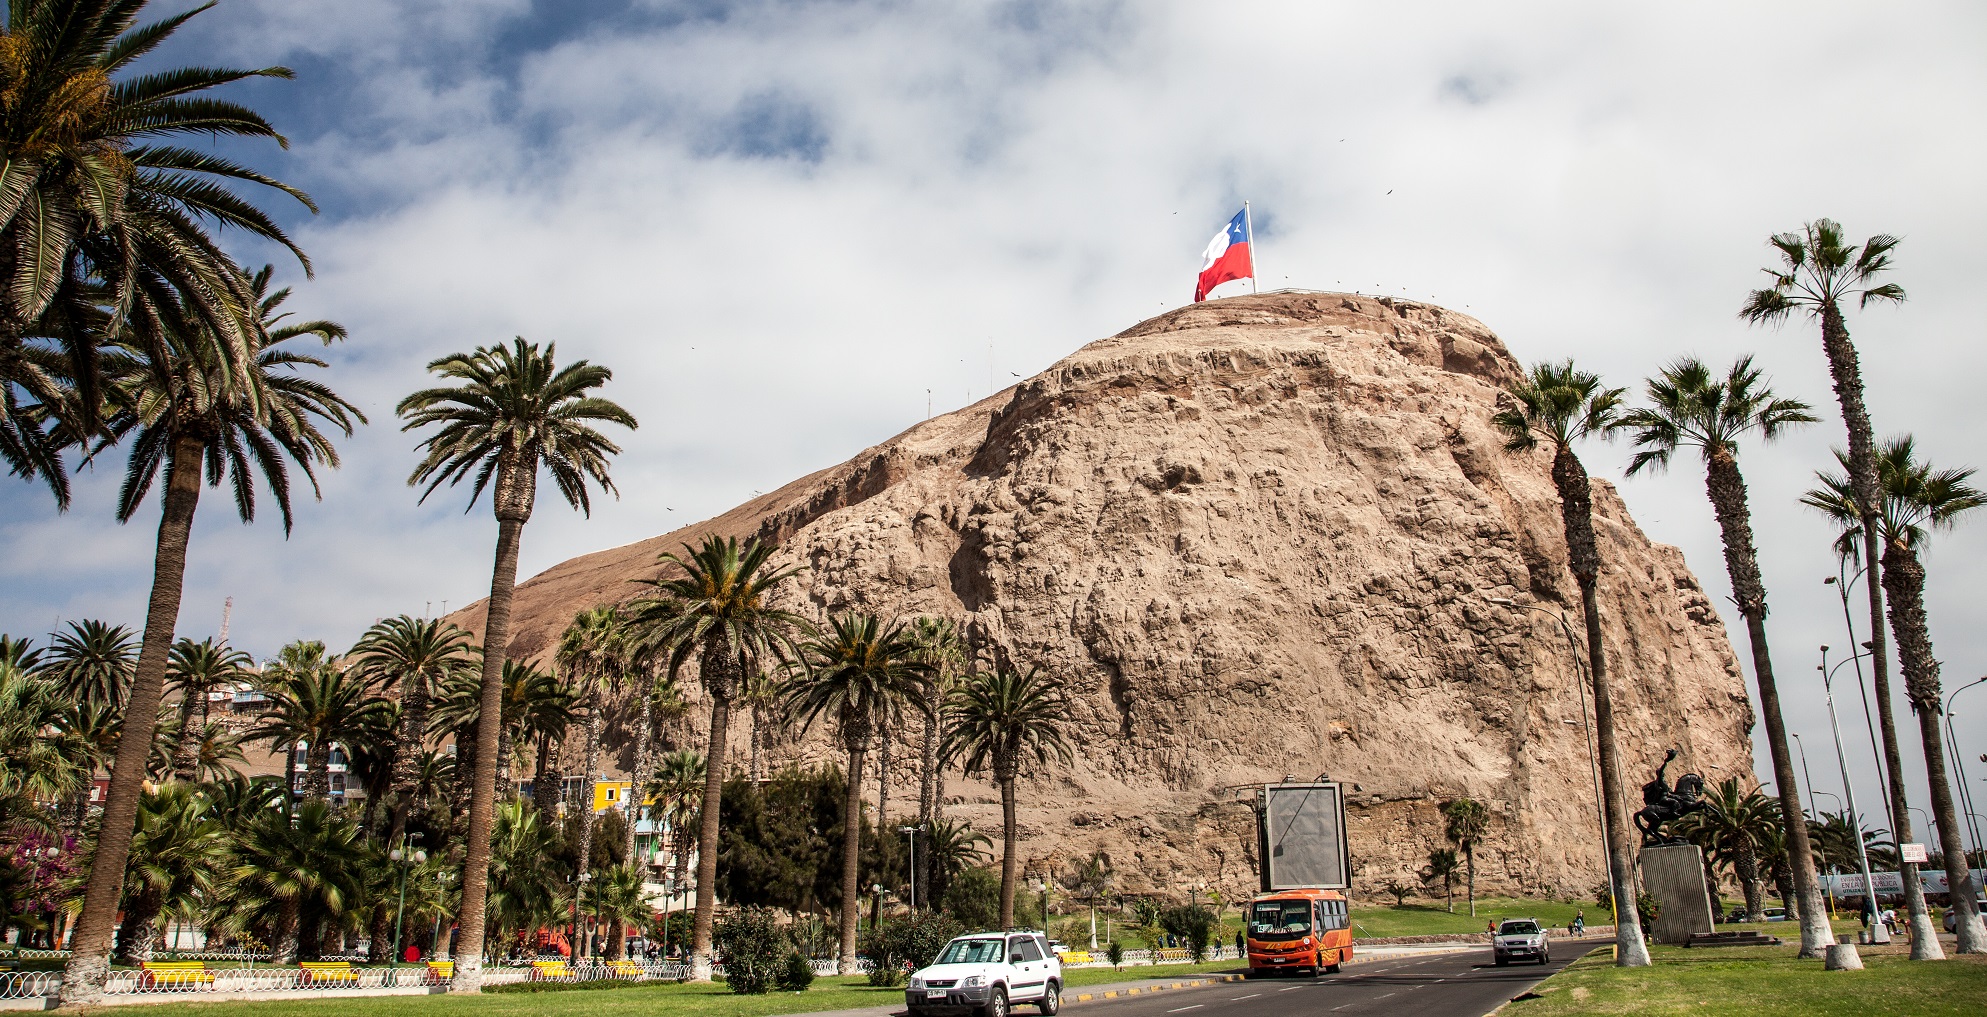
[1348,897,1588,938]
[1504,941,1987,1017]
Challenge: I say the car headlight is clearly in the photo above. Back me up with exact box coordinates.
[963,975,986,988]
[910,977,924,990]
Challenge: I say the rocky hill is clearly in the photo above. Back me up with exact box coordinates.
[447,291,1753,902]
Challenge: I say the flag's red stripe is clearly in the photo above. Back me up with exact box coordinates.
[1195,242,1252,301]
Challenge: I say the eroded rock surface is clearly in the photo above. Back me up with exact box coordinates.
[451,291,1753,900]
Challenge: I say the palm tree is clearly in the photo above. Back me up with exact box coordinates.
[1805,437,1987,953]
[1420,848,1461,913]
[787,612,931,973]
[1492,359,1649,967]
[54,699,118,834]
[1441,799,1490,918]
[112,782,228,964]
[41,619,136,713]
[554,604,628,941]
[643,749,706,891]
[0,0,318,511]
[60,264,358,995]
[516,669,578,819]
[485,800,561,957]
[584,863,649,960]
[621,604,680,863]
[1739,219,1943,959]
[922,817,990,907]
[219,799,364,963]
[908,618,965,845]
[0,657,85,831]
[398,336,634,990]
[943,665,1072,931]
[1065,850,1115,949]
[350,616,476,844]
[164,637,251,783]
[628,535,804,981]
[1677,778,1781,921]
[1615,355,1834,955]
[251,642,392,803]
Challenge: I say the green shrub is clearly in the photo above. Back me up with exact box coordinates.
[942,867,1002,930]
[486,979,656,994]
[1105,941,1124,969]
[776,951,815,992]
[1160,904,1215,963]
[864,911,965,986]
[715,906,792,995]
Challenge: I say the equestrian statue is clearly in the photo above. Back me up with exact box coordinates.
[1632,748,1706,846]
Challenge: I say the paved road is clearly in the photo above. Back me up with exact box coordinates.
[1059,946,1588,1017]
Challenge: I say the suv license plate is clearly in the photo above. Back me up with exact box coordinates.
[926,991,945,999]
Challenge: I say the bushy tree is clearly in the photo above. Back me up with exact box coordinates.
[1160,904,1215,963]
[862,911,964,986]
[714,906,792,995]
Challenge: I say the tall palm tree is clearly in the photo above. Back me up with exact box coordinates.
[1065,850,1114,949]
[1804,437,1987,952]
[1676,778,1781,921]
[584,863,649,960]
[350,615,476,843]
[1492,359,1649,967]
[517,669,578,819]
[250,641,392,803]
[554,604,627,942]
[643,749,706,891]
[1740,219,1941,958]
[922,817,990,908]
[621,603,680,863]
[628,535,803,981]
[1441,798,1490,918]
[64,268,357,998]
[787,612,931,973]
[164,637,251,783]
[1615,355,1834,955]
[943,665,1072,931]
[398,336,633,990]
[0,0,318,510]
[40,619,135,713]
[909,617,965,833]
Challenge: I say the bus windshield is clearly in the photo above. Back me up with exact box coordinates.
[1250,901,1312,941]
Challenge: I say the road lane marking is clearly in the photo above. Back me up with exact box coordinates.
[1278,985,1308,991]
[1165,1006,1203,1013]
[1373,993,1394,999]
[1229,994,1260,1000]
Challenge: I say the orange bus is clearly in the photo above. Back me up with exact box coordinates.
[1245,887,1352,977]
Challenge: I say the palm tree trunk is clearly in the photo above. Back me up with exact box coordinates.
[623,666,658,864]
[61,437,203,1005]
[688,649,735,982]
[303,739,332,802]
[113,892,162,966]
[451,489,532,992]
[495,715,515,803]
[750,698,765,783]
[532,731,560,818]
[171,687,200,783]
[998,766,1019,931]
[1465,847,1475,918]
[1737,849,1763,920]
[1819,302,1940,958]
[918,689,942,902]
[1880,543,1987,953]
[271,896,301,965]
[574,687,603,943]
[838,744,867,975]
[1550,446,1651,967]
[877,719,892,833]
[390,673,429,846]
[1702,450,1833,956]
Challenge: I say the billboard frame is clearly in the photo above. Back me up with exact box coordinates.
[1255,781,1352,892]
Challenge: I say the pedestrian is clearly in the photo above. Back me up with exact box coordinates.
[1573,911,1585,935]
[1881,907,1898,937]
[1234,929,1244,957]
[1486,920,1496,940]
[1858,898,1872,929]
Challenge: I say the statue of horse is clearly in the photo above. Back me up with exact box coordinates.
[1632,749,1707,845]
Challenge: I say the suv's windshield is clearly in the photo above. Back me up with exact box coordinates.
[935,938,1005,965]
[1250,901,1312,941]
[1499,922,1539,936]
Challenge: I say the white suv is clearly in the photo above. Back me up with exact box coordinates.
[908,933,1063,1017]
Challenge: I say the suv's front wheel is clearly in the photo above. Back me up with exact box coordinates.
[981,987,1008,1017]
[1038,982,1060,1015]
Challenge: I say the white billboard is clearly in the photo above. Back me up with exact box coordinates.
[1258,782,1351,891]
[1822,868,1985,896]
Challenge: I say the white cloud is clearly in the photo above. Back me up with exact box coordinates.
[4,0,1986,832]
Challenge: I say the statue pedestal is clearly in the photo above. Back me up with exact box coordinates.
[1639,844,1715,944]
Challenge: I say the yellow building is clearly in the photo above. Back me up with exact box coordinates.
[593,780,632,813]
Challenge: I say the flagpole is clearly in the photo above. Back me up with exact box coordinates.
[1243,201,1259,294]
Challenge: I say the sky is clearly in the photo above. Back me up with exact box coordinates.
[4,0,1986,849]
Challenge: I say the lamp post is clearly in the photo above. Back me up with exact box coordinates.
[572,871,593,963]
[1825,572,1894,825]
[1820,646,1885,945]
[388,839,427,985]
[898,825,923,911]
[1943,677,1987,864]
[1792,734,1819,820]
[25,844,60,949]
[1486,596,1607,877]
[429,869,452,959]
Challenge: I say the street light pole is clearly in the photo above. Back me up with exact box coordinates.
[1792,733,1819,821]
[1943,677,1987,864]
[1486,596,1607,880]
[898,825,923,912]
[1821,646,1884,945]
[387,838,427,986]
[1826,572,1894,826]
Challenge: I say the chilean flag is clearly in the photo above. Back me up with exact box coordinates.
[1194,208,1254,302]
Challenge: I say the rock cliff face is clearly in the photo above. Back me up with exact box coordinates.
[451,291,1754,902]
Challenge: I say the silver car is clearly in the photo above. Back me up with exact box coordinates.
[1492,919,1549,966]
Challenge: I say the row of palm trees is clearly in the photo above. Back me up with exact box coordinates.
[1495,220,1985,966]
